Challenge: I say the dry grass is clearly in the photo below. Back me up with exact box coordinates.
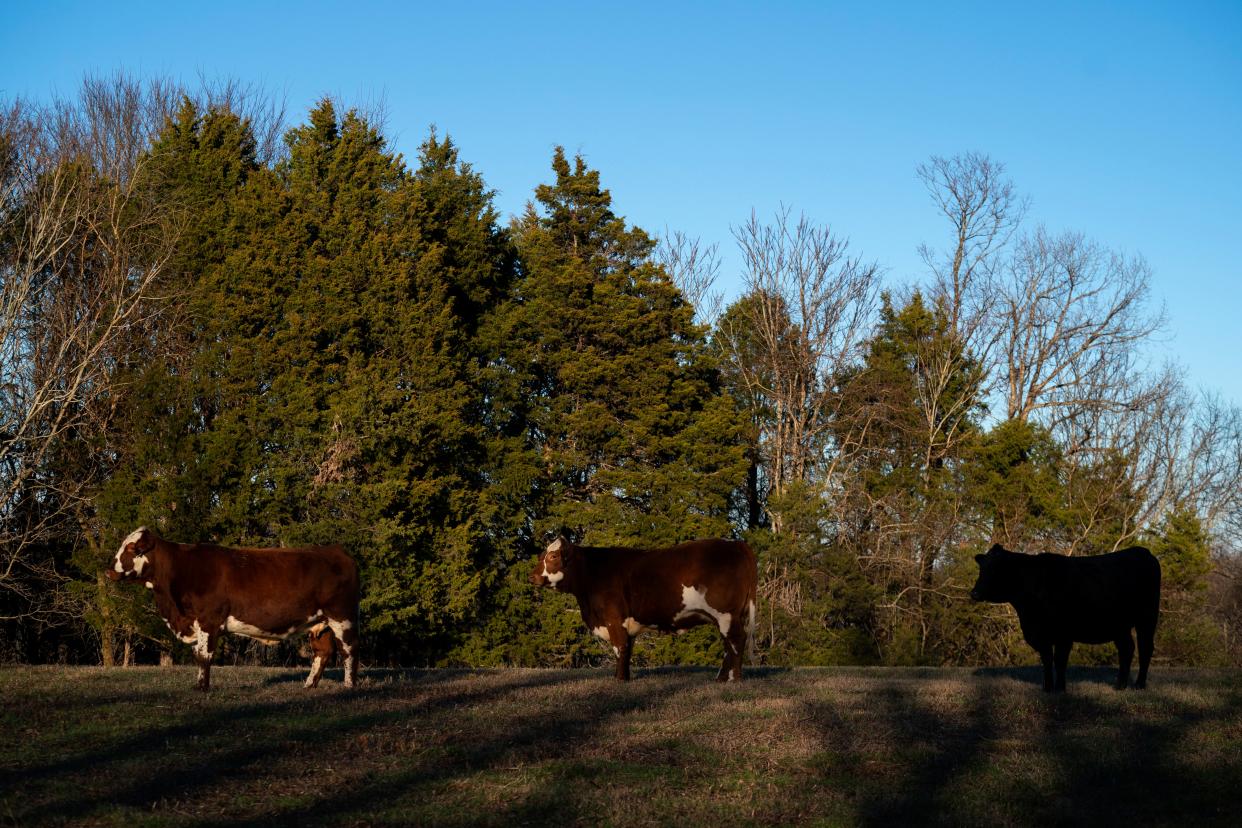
[1,665,1239,826]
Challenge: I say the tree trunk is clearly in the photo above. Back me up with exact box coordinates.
[96,572,115,668]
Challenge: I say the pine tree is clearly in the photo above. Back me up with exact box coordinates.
[474,149,746,666]
[503,148,745,543]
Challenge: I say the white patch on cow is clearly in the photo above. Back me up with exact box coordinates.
[119,527,146,551]
[622,617,646,636]
[546,538,564,553]
[113,528,149,575]
[305,656,323,688]
[144,581,153,589]
[225,615,284,643]
[327,619,352,645]
[674,585,732,636]
[178,620,212,661]
[613,646,620,656]
[728,669,737,682]
[592,625,612,643]
[540,565,564,586]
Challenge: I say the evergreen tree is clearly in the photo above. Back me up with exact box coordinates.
[1145,506,1223,665]
[472,149,747,666]
[504,148,745,544]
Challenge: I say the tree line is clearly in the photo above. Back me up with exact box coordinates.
[2,76,1240,670]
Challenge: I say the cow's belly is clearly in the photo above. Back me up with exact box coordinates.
[224,614,315,644]
[1057,616,1134,644]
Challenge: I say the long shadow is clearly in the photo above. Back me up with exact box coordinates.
[799,671,1242,826]
[972,665,1124,688]
[12,669,589,823]
[219,670,711,828]
[801,672,999,826]
[1021,691,1242,826]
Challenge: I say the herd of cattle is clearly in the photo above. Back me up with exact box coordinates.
[108,527,1162,693]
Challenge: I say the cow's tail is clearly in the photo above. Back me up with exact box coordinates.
[743,541,758,665]
[745,594,757,665]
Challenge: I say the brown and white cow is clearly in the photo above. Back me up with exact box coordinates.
[530,536,758,682]
[106,526,360,691]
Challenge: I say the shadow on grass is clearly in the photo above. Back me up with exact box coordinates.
[8,667,1239,826]
[971,664,1125,688]
[224,671,708,827]
[10,669,595,824]
[803,673,1242,827]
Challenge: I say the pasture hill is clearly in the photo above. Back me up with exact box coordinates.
[1,665,1239,826]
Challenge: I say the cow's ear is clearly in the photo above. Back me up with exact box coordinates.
[127,526,154,552]
[974,554,986,564]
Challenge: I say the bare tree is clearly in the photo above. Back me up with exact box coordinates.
[915,153,1026,465]
[917,152,1026,337]
[719,207,880,529]
[1000,227,1166,427]
[655,228,722,325]
[0,76,185,621]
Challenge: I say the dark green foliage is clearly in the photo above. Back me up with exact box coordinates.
[502,148,746,544]
[10,82,1236,672]
[454,148,747,665]
[964,418,1066,546]
[752,483,879,666]
[1145,507,1225,665]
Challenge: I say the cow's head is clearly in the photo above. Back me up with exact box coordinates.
[969,543,1014,602]
[107,526,156,582]
[530,536,575,590]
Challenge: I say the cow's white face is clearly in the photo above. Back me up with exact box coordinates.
[108,526,153,583]
[530,537,570,589]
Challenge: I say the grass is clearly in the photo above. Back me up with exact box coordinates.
[1,664,1240,827]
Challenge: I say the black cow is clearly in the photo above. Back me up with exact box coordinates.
[970,543,1161,692]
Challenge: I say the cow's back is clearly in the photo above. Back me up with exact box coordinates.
[190,544,358,628]
[623,539,756,621]
[1035,547,1160,643]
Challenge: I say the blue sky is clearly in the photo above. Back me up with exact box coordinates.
[4,1,1240,401]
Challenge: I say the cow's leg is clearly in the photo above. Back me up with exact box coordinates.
[718,623,746,682]
[1038,644,1055,692]
[1135,621,1155,690]
[327,619,359,688]
[1053,641,1072,692]
[611,625,633,682]
[193,627,217,692]
[305,625,335,689]
[1115,632,1134,690]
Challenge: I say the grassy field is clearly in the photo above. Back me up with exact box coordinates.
[1,665,1239,827]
